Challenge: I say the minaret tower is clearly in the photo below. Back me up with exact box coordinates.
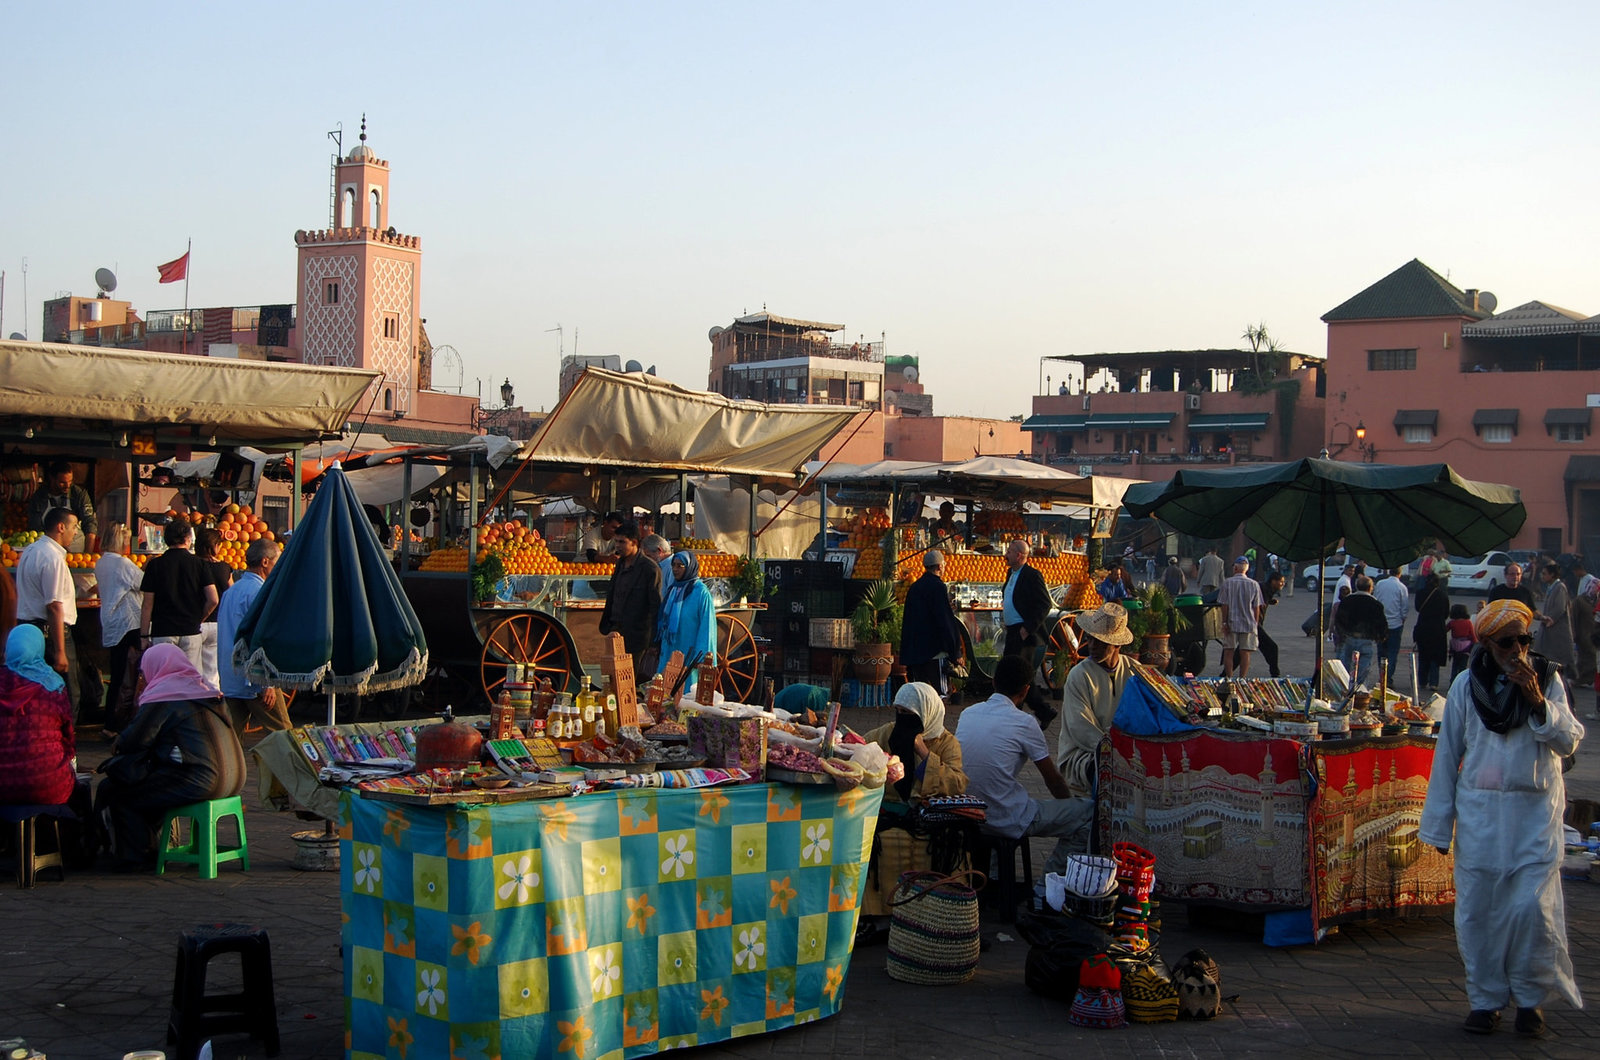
[294,115,423,416]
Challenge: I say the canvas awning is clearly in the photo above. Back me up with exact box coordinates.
[1084,412,1174,429]
[1186,412,1270,432]
[1392,409,1438,431]
[521,368,859,478]
[1545,408,1591,430]
[1021,414,1089,432]
[0,339,378,446]
[1564,455,1600,482]
[811,457,1136,508]
[1471,408,1519,435]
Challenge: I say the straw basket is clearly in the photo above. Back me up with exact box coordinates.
[886,870,986,985]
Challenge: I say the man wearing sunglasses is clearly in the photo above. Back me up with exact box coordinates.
[1420,599,1584,1039]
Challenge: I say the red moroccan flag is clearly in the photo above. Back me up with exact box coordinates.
[156,251,189,283]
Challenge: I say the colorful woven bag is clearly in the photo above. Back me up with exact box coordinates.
[1121,962,1179,1023]
[886,869,985,985]
[1067,953,1127,1028]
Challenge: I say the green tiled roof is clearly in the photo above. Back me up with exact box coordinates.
[1187,412,1270,431]
[1321,259,1491,323]
[1021,414,1088,431]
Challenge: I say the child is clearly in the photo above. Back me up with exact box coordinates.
[1446,603,1475,682]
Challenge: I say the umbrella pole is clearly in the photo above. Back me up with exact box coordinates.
[1316,498,1327,701]
[325,689,338,837]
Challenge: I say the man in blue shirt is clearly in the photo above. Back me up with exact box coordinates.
[217,538,288,737]
[1001,538,1055,729]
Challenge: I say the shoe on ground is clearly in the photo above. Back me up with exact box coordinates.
[1463,1009,1500,1034]
[1032,704,1059,730]
[1514,1008,1544,1037]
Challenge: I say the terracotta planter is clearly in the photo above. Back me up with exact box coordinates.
[852,642,894,685]
[1138,633,1172,673]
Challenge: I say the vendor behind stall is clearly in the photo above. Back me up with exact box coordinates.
[27,462,96,549]
[598,521,661,665]
[1056,603,1135,797]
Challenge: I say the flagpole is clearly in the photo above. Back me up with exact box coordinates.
[182,237,191,355]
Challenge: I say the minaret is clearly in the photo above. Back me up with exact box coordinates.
[294,115,422,417]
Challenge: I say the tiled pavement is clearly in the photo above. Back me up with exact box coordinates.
[5,592,1598,1058]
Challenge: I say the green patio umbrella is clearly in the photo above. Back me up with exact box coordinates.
[232,462,428,727]
[1122,459,1524,694]
[1121,459,1524,569]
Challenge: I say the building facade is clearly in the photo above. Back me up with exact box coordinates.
[1321,258,1600,555]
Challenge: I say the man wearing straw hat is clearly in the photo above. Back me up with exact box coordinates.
[1056,602,1135,797]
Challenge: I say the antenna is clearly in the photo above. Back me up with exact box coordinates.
[95,267,118,296]
[546,324,563,358]
[326,121,343,227]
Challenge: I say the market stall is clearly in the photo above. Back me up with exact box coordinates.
[1094,666,1453,940]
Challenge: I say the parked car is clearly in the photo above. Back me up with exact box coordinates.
[1446,551,1513,593]
[1301,553,1368,592]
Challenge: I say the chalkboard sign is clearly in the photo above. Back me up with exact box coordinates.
[822,550,858,578]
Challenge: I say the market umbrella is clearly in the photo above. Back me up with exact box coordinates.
[232,462,428,728]
[1121,459,1524,691]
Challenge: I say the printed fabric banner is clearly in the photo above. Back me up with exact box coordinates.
[342,782,882,1059]
[1308,737,1454,932]
[1099,729,1313,909]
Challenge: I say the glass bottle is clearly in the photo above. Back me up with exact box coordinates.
[578,675,597,741]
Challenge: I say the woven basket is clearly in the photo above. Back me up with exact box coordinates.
[886,869,986,985]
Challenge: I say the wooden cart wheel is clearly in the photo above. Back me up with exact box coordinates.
[482,611,580,704]
[1043,614,1083,690]
[715,612,758,704]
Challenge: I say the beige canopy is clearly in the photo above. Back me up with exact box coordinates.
[812,456,1139,508]
[523,368,861,478]
[0,339,380,445]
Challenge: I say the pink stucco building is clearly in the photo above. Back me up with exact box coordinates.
[1321,258,1599,556]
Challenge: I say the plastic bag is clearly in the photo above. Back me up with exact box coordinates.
[1016,909,1113,1002]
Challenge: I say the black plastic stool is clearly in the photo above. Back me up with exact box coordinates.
[974,831,1033,922]
[167,922,280,1060]
[0,804,73,888]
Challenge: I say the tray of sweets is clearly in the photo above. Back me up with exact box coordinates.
[766,765,833,785]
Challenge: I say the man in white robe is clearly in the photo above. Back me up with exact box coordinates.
[1420,599,1584,1038]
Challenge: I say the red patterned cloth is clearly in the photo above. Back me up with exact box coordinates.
[0,668,76,805]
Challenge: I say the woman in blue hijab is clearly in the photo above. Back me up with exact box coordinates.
[655,550,717,690]
[0,624,76,805]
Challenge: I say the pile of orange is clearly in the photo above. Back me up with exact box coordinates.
[839,507,891,550]
[420,548,471,572]
[214,503,273,544]
[676,538,716,551]
[973,507,1027,537]
[2,504,26,533]
[695,552,739,579]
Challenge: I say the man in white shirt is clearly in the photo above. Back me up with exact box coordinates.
[579,511,623,563]
[94,525,146,728]
[1372,567,1411,686]
[1217,557,1264,679]
[14,507,83,716]
[956,654,1092,877]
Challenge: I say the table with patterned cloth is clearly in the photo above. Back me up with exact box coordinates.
[340,781,883,1059]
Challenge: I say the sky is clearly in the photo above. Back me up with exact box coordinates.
[4,2,1598,416]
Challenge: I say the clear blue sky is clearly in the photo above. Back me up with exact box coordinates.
[4,2,1597,415]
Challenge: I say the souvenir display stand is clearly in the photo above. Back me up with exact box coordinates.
[1096,670,1452,941]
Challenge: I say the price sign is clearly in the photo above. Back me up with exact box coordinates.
[822,550,858,578]
[131,433,158,458]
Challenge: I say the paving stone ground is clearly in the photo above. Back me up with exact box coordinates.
[4,590,1597,1058]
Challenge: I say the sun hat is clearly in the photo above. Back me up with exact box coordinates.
[1077,602,1133,646]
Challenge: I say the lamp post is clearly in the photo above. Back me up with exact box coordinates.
[1354,420,1377,462]
[477,378,518,437]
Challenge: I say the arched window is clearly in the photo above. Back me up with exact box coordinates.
[340,188,355,228]
[370,189,382,230]
[383,388,393,411]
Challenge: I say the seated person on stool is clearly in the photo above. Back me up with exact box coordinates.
[956,654,1091,877]
[856,681,968,942]
[0,625,77,806]
[1056,602,1135,797]
[95,645,245,871]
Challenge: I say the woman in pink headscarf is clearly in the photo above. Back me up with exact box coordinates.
[95,644,245,871]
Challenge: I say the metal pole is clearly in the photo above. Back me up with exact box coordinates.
[819,484,829,560]
[399,456,414,572]
[468,455,480,562]
[747,476,758,558]
[886,482,899,579]
[678,472,688,540]
[290,446,303,529]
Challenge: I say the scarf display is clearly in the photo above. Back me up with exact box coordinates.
[139,643,222,706]
[5,624,65,692]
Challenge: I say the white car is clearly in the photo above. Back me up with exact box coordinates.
[1445,551,1512,593]
[1301,554,1368,592]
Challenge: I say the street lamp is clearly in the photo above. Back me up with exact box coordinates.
[1354,421,1377,462]
[478,378,519,436]
[500,378,515,408]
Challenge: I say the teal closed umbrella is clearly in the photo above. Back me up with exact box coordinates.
[232,463,427,726]
[1121,459,1524,569]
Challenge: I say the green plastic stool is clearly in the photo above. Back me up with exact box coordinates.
[155,796,250,879]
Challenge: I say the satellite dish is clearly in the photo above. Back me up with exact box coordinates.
[7,333,24,341]
[1479,291,1498,313]
[384,226,397,238]
[95,267,117,294]
[647,365,657,375]
[624,359,643,373]
[903,365,919,383]
[708,325,724,341]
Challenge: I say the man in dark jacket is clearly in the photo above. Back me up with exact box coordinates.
[900,550,964,692]
[598,521,662,665]
[1001,538,1056,728]
[1334,575,1388,687]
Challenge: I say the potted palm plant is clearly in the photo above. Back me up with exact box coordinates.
[1125,582,1190,670]
[850,579,903,685]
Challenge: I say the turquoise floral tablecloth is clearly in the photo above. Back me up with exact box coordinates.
[341,781,883,1059]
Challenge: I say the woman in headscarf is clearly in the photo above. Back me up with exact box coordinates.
[654,550,716,691]
[0,625,76,805]
[94,644,246,870]
[855,681,968,942]
[1420,600,1584,1038]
